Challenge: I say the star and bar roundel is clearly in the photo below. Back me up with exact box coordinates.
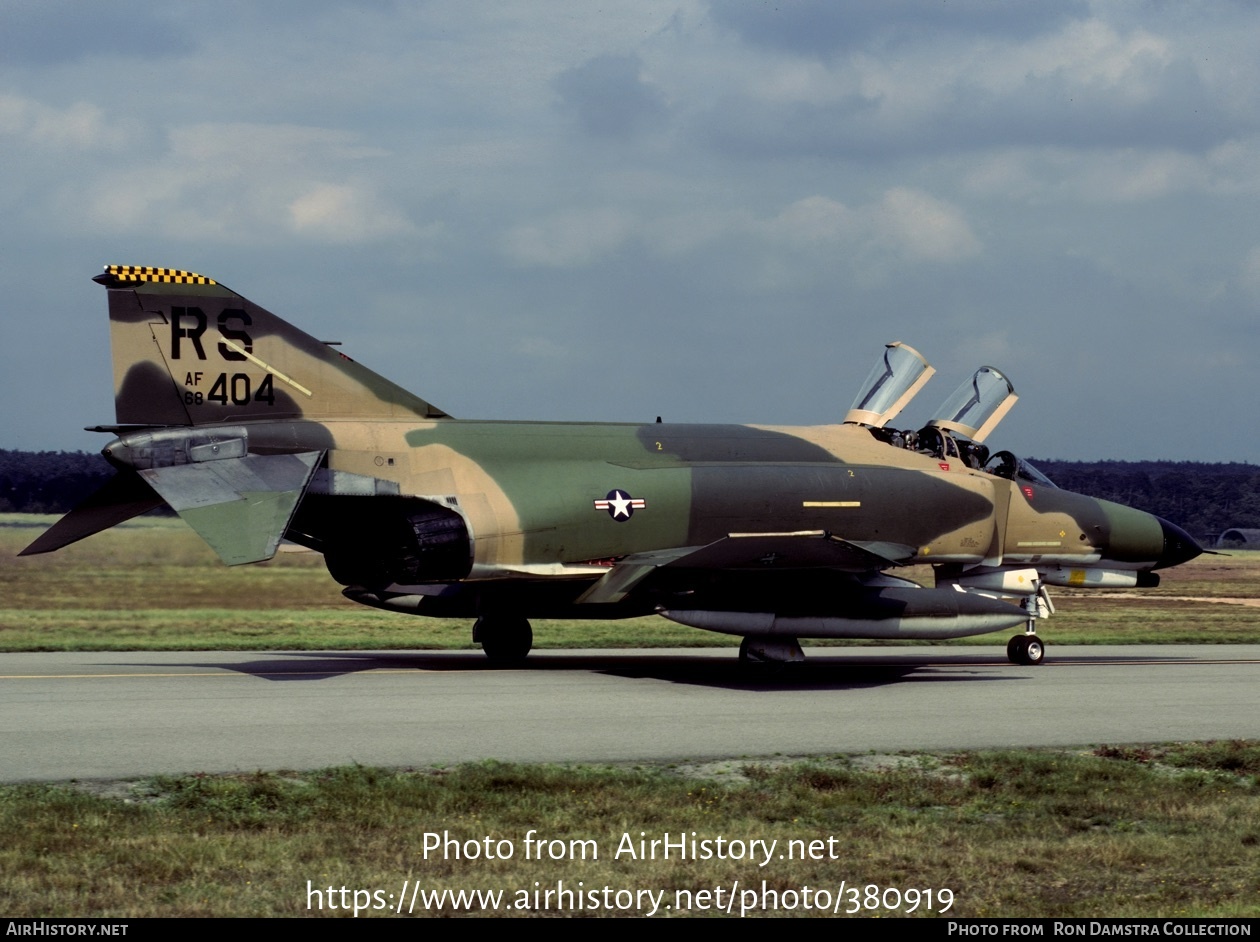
[593,489,646,521]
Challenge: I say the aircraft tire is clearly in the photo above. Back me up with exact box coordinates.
[476,615,533,664]
[1007,634,1045,666]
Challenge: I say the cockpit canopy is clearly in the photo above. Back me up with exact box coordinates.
[925,366,1018,444]
[846,342,1036,477]
[843,341,935,428]
[985,451,1058,488]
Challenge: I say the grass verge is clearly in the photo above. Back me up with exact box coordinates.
[0,744,1256,918]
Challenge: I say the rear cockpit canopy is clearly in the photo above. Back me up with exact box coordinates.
[925,366,1018,444]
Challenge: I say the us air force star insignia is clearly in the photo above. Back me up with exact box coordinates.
[593,489,646,521]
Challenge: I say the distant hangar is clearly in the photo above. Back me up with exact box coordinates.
[1216,528,1260,548]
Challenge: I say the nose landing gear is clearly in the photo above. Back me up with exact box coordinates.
[1006,633,1045,665]
[1007,579,1048,665]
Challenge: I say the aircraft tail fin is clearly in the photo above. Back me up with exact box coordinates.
[97,265,449,427]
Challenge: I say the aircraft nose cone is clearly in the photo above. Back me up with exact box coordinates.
[1155,517,1203,570]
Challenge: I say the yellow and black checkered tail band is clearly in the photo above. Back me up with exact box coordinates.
[103,265,217,285]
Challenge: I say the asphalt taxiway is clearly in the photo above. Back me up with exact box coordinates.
[1,645,1257,782]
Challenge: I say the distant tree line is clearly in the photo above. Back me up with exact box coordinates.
[2,450,1255,541]
[1027,459,1260,542]
[0,449,114,515]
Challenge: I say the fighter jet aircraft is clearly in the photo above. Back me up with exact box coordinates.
[21,265,1204,666]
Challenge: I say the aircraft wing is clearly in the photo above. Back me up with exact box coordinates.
[576,532,916,605]
[664,531,916,570]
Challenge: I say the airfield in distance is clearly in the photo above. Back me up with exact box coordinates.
[2,645,1258,782]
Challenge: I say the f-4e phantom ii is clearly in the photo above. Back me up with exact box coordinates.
[22,265,1204,667]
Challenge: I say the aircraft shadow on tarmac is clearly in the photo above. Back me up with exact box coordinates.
[117,650,1022,692]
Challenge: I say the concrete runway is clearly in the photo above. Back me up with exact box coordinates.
[2,645,1258,782]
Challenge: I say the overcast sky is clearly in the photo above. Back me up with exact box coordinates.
[2,0,1258,462]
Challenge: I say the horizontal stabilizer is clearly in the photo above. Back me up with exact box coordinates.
[138,452,322,565]
[19,472,164,556]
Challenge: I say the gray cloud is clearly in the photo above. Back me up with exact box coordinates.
[707,0,1090,56]
[555,54,669,139]
[695,16,1247,161]
[0,0,195,65]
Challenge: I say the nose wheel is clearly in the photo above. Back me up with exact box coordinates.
[1006,633,1045,666]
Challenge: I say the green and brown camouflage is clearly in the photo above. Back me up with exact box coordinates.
[21,266,1203,665]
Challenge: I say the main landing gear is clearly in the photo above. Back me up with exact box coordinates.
[474,615,533,664]
[738,636,805,671]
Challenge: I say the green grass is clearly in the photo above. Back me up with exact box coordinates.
[0,745,1256,917]
[4,516,1260,650]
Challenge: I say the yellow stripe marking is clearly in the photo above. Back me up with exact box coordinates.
[1016,541,1062,547]
[219,339,313,397]
[802,501,861,508]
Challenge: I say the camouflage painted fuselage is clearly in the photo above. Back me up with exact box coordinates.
[272,417,1172,575]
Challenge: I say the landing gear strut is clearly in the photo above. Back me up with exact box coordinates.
[1006,578,1049,666]
[474,615,533,664]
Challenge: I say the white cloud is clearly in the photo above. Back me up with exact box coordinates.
[873,188,982,261]
[974,19,1170,92]
[764,189,980,263]
[765,195,858,244]
[499,188,979,274]
[689,11,1239,161]
[66,121,415,244]
[1238,246,1260,303]
[0,93,125,150]
[502,208,635,268]
[963,138,1260,204]
[288,183,413,243]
